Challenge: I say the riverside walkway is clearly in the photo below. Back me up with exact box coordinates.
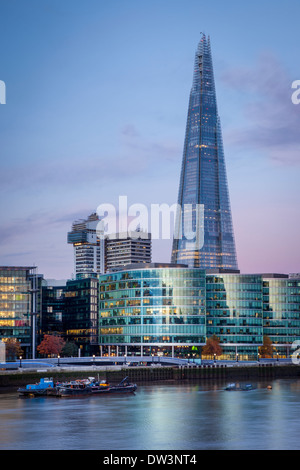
[0,355,295,371]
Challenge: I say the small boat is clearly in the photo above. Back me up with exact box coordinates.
[224,383,255,391]
[107,377,137,394]
[18,378,54,397]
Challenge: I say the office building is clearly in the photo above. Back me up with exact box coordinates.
[98,266,300,359]
[99,264,206,357]
[41,277,99,357]
[262,273,300,357]
[63,277,99,356]
[171,34,238,270]
[41,282,65,336]
[68,214,151,277]
[67,213,105,278]
[0,266,39,359]
[206,271,263,360]
[105,231,151,272]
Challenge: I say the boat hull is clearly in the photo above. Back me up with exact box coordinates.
[18,377,55,397]
[108,384,137,393]
[18,388,51,397]
[56,386,92,397]
[225,383,255,391]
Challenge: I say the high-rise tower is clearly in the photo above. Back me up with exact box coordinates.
[67,213,152,276]
[67,213,105,278]
[171,34,238,270]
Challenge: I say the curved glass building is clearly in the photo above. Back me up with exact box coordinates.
[99,264,206,357]
[206,273,263,360]
[263,274,300,356]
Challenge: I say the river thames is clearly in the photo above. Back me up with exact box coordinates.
[0,378,300,450]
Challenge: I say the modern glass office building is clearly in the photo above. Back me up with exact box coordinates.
[0,266,37,358]
[263,274,300,357]
[206,272,263,360]
[41,283,65,336]
[99,264,206,357]
[41,277,99,356]
[63,277,99,355]
[205,272,300,359]
[98,266,300,359]
[171,34,238,271]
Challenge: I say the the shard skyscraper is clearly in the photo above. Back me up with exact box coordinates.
[171,34,238,270]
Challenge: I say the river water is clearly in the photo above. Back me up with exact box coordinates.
[0,378,300,450]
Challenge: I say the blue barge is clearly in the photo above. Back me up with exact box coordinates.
[18,378,55,396]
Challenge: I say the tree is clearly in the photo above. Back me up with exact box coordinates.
[259,336,274,358]
[37,335,65,357]
[5,338,24,361]
[61,341,78,357]
[202,335,222,358]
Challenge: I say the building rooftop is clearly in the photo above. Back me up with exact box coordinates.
[260,273,289,279]
[0,266,36,270]
[106,262,189,272]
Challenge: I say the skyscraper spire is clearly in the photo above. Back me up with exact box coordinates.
[171,35,238,270]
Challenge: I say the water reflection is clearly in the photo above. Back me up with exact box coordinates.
[0,379,300,450]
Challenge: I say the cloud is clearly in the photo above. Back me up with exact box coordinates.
[0,209,79,275]
[1,250,35,259]
[120,123,182,162]
[0,208,88,247]
[121,124,140,138]
[0,153,148,194]
[0,125,181,195]
[221,52,300,166]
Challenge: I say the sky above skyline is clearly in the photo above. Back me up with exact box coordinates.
[0,0,300,279]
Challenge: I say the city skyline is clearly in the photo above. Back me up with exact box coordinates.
[0,0,299,279]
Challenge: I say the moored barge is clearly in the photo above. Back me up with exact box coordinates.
[18,376,137,397]
[18,378,55,397]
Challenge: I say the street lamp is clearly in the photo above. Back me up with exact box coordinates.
[236,353,239,363]
[19,356,22,368]
[93,354,95,365]
[277,352,279,362]
[214,353,216,364]
[57,355,60,367]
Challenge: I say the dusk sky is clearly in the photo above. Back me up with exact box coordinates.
[0,0,299,279]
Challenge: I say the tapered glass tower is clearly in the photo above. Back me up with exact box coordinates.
[171,34,238,270]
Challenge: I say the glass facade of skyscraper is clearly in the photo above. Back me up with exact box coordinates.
[172,34,238,270]
[99,265,206,357]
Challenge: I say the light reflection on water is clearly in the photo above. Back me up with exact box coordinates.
[0,379,300,450]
